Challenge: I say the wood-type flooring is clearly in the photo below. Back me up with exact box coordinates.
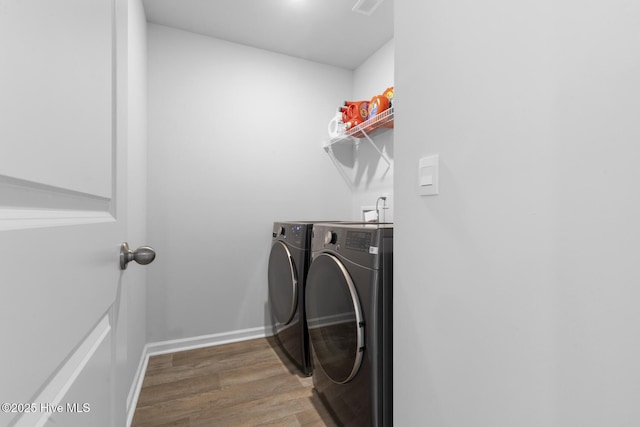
[131,337,338,426]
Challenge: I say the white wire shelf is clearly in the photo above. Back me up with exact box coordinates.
[324,106,394,172]
[325,106,394,147]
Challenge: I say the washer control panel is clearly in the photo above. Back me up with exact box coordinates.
[345,230,373,252]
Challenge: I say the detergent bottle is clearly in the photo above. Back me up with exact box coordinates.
[383,86,394,106]
[327,108,345,138]
[382,86,394,128]
[367,94,390,121]
[341,100,369,137]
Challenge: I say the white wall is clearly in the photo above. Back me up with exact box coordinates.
[394,1,640,426]
[350,39,395,222]
[146,24,353,343]
[353,39,394,101]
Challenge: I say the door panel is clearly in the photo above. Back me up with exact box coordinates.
[0,1,127,426]
[306,253,364,384]
[44,318,112,427]
[0,0,113,197]
[268,241,298,326]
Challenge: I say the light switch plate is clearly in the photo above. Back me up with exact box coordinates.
[418,154,439,196]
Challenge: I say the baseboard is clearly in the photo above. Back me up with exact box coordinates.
[125,325,273,426]
[145,325,273,357]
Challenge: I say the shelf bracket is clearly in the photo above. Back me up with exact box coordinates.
[353,129,391,169]
[324,144,356,190]
[324,107,393,174]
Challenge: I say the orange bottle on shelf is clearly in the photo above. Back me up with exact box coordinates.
[341,100,369,137]
[361,94,389,133]
[382,86,394,128]
[383,86,394,105]
[367,94,390,120]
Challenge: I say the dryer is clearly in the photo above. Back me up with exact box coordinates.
[305,223,393,426]
[268,221,315,376]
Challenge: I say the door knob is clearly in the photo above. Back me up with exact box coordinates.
[120,242,156,270]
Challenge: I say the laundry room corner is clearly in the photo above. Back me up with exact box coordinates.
[144,24,355,348]
[338,39,395,222]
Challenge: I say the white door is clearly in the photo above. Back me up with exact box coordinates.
[1,1,134,426]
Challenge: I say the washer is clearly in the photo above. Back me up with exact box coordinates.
[305,223,393,426]
[268,221,316,376]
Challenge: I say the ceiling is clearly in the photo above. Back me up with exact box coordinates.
[141,0,394,70]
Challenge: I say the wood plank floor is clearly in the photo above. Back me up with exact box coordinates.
[131,337,338,426]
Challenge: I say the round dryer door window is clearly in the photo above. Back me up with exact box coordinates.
[268,241,298,326]
[306,253,364,384]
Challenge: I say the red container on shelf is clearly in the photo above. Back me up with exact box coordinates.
[341,100,369,137]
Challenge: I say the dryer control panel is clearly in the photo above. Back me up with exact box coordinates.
[272,222,310,249]
[345,231,372,252]
[311,223,392,270]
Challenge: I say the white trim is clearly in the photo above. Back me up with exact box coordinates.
[14,316,111,427]
[145,325,272,357]
[125,325,273,426]
[125,349,149,427]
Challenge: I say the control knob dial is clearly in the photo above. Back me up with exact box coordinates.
[324,231,338,245]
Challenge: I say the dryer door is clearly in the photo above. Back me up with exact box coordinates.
[268,241,298,326]
[306,253,364,384]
